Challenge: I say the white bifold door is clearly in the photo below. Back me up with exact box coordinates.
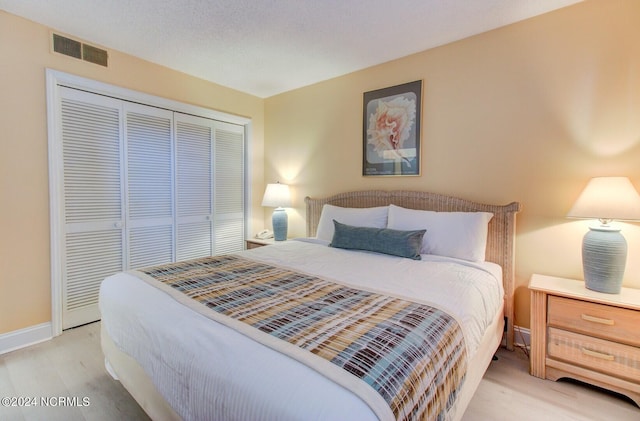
[53,86,245,329]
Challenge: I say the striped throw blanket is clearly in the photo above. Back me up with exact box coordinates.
[134,254,467,421]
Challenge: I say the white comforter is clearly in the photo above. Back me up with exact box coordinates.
[99,239,503,421]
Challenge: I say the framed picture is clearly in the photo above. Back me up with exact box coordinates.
[362,80,422,176]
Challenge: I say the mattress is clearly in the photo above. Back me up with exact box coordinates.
[99,239,504,420]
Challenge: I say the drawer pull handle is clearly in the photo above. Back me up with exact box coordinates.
[581,314,614,325]
[581,347,615,361]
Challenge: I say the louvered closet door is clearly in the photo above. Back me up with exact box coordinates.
[59,87,124,329]
[51,78,248,331]
[175,114,213,261]
[175,115,245,259]
[214,121,245,254]
[125,104,174,268]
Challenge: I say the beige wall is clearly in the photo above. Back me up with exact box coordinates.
[3,0,639,337]
[0,11,265,335]
[265,0,640,328]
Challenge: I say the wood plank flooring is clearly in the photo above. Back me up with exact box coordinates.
[464,346,639,420]
[0,322,148,421]
[0,322,638,420]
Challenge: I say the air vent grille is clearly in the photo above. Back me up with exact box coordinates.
[82,43,108,67]
[53,33,81,59]
[52,33,108,67]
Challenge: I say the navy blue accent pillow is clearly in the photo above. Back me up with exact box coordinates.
[329,220,426,260]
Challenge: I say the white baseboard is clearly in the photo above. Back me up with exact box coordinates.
[514,325,530,349]
[0,322,52,356]
[0,322,529,356]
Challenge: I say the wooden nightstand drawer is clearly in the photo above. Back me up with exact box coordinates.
[530,274,640,407]
[548,327,640,382]
[548,295,640,347]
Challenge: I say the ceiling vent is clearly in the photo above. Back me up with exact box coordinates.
[52,33,108,67]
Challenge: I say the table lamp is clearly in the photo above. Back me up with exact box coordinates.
[567,177,640,293]
[261,182,291,241]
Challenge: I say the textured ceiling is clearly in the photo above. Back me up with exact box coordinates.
[0,0,582,98]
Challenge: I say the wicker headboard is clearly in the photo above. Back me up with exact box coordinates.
[304,190,521,350]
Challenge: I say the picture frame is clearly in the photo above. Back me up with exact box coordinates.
[362,80,422,176]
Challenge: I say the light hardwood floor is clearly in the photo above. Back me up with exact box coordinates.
[1,322,638,420]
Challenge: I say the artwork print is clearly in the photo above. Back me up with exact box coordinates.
[363,80,422,176]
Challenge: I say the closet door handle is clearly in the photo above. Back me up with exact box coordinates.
[581,347,615,361]
[581,314,614,325]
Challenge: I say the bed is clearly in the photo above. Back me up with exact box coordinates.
[100,190,520,421]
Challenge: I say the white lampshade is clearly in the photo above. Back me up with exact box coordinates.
[261,183,291,208]
[567,177,640,294]
[568,177,640,222]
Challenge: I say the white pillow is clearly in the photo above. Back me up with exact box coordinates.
[387,204,493,262]
[316,205,388,242]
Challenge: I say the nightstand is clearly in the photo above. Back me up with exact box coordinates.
[245,238,277,249]
[529,274,640,406]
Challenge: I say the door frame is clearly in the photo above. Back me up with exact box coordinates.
[46,69,252,336]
